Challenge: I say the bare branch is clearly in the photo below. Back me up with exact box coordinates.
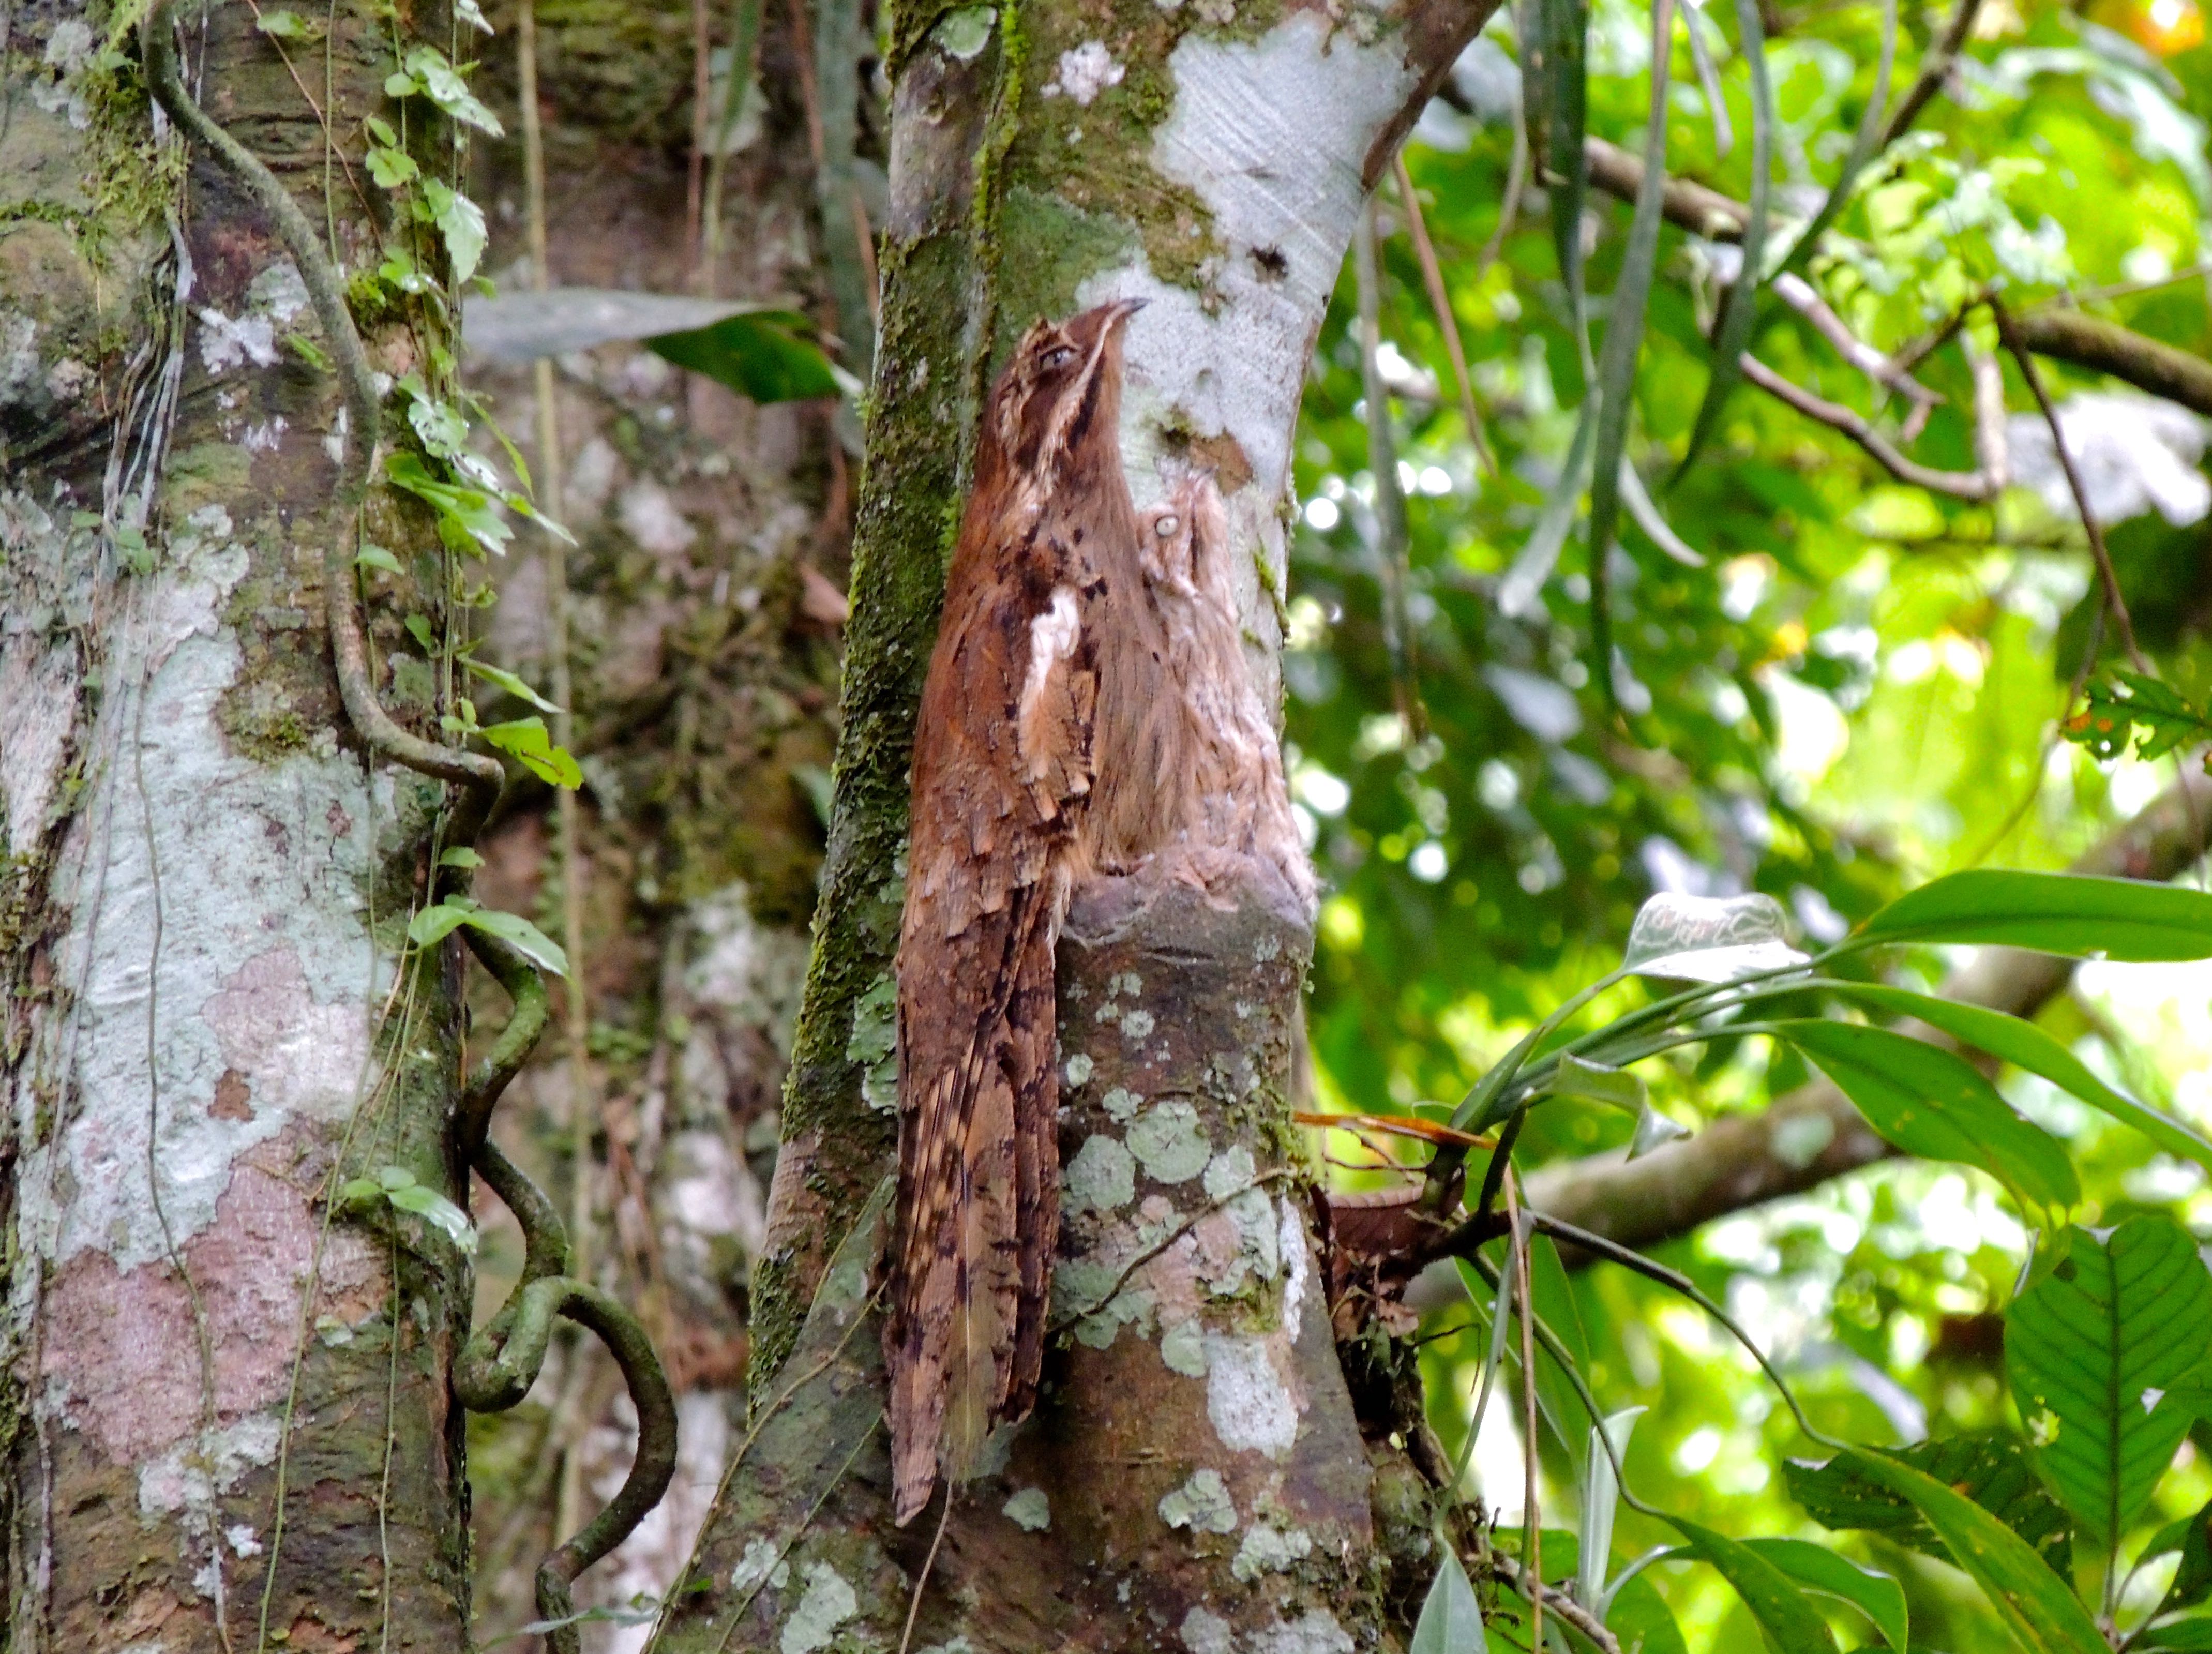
[1584,134,1749,240]
[1738,353,2002,498]
[2010,306,2212,419]
[1522,769,2212,1253]
[1880,0,1987,149]
[1772,272,1943,437]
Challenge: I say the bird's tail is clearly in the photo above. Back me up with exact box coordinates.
[885,881,1063,1526]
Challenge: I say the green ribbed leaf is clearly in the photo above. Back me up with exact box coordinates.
[1741,1539,1907,1653]
[1784,1431,2075,1578]
[1667,1518,1839,1653]
[1838,1449,2107,1654]
[1835,984,2212,1178]
[2007,1218,2212,1546]
[1778,1020,2079,1210]
[1856,870,2212,960]
[1408,1548,1486,1654]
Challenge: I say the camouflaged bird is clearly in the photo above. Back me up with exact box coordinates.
[884,298,1158,1526]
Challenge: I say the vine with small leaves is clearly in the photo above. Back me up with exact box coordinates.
[139,7,673,1653]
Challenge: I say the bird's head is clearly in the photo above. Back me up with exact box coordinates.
[983,297,1146,491]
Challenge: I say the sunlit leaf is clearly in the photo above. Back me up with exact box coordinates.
[1739,1539,1906,1654]
[1779,1019,2079,1209]
[1408,1547,1485,1654]
[479,717,583,790]
[461,657,561,714]
[1666,1517,1839,1653]
[2007,1217,2212,1546]
[422,178,488,287]
[1785,1432,2075,1579]
[1855,870,2212,960]
[455,905,569,979]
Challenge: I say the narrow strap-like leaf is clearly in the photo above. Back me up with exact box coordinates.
[1586,0,1677,701]
[1673,0,1771,482]
[1773,0,1897,277]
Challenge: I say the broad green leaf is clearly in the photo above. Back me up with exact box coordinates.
[408,897,479,950]
[644,311,853,403]
[1525,1232,1592,1458]
[1784,1432,2074,1578]
[385,452,513,558]
[1623,891,1808,982]
[383,1179,479,1254]
[462,657,560,714]
[2007,1218,2212,1545]
[1856,870,2212,961]
[399,45,503,136]
[1536,1053,1647,1112]
[1606,1573,1689,1654]
[479,717,583,789]
[354,543,403,575]
[1741,1539,1907,1654]
[2066,672,2212,764]
[2146,1497,2212,1616]
[1835,984,2212,1178]
[1780,1019,2079,1210]
[1408,1547,1486,1654]
[1838,1449,2107,1654]
[1667,1517,1839,1653]
[458,905,570,979]
[422,178,488,287]
[255,8,311,37]
[2144,1615,2212,1650]
[337,1177,384,1203]
[1629,1103,1691,1159]
[438,846,485,869]
[366,146,418,189]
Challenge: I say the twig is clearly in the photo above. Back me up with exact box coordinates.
[1353,201,1427,743]
[1738,353,2002,498]
[1994,298,2151,674]
[1046,1172,1291,1335]
[897,1491,955,1654]
[1392,152,1497,475]
[1772,272,1942,437]
[1879,0,1985,149]
[1479,1550,1622,1654]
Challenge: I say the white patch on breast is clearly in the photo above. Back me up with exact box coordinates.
[1018,586,1082,730]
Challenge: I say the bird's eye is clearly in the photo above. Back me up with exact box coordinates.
[1039,344,1076,370]
[1153,514,1180,539]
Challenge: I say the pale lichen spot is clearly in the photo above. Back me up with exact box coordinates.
[1160,1317,1209,1377]
[1065,1134,1136,1214]
[1120,1007,1157,1042]
[845,973,898,1114]
[779,1560,857,1654]
[731,1536,786,1596]
[1065,1051,1095,1088]
[1254,934,1282,962]
[1158,1466,1237,1533]
[1002,1486,1051,1531]
[1182,1605,1235,1654]
[1232,1522,1313,1581]
[1128,1101,1210,1184]
[931,3,996,59]
[1055,1257,1152,1348]
[1044,40,1126,105]
[1251,1610,1356,1653]
[1103,1085,1142,1122]
[1111,971,1145,997]
[1205,1334,1299,1457]
[1204,1145,1256,1201]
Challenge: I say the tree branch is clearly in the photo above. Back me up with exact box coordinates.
[1523,768,2212,1252]
[1581,134,2212,419]
[1738,352,2003,498]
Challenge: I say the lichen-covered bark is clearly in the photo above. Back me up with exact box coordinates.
[2,5,478,1647]
[685,0,1499,1645]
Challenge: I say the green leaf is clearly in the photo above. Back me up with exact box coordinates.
[337,1177,384,1204]
[438,846,485,869]
[366,146,418,188]
[479,717,583,789]
[2065,673,2212,764]
[1855,870,2212,961]
[354,543,403,576]
[2007,1217,2212,1546]
[1535,1053,1647,1112]
[2146,1497,2212,1616]
[383,1179,479,1254]
[385,452,512,557]
[1408,1547,1486,1654]
[1525,1231,1592,1458]
[462,657,560,713]
[1667,1517,1839,1653]
[364,114,397,146]
[1740,1539,1907,1654]
[1835,984,2212,1179]
[2142,1617,2212,1651]
[398,44,504,136]
[1784,1432,2074,1579]
[1622,890,1808,982]
[408,897,480,950]
[1835,1449,2107,1654]
[1579,1406,1644,1618]
[422,178,488,287]
[403,613,438,654]
[643,310,852,403]
[1779,1019,2079,1210]
[456,905,569,979]
[255,9,311,37]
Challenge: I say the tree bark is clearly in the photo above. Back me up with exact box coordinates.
[657,0,1502,1647]
[2,5,475,1647]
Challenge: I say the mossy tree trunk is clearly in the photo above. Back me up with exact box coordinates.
[1,4,479,1648]
[654,0,1497,1646]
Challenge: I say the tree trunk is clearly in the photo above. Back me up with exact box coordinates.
[2,5,476,1647]
[654,1,1498,1646]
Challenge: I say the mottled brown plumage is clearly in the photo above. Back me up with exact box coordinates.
[885,299,1148,1525]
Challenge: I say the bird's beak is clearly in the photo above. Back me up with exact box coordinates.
[1102,296,1148,330]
